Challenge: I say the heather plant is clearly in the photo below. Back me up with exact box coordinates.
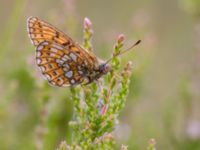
[56,18,136,150]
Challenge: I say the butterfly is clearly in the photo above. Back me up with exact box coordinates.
[27,17,140,87]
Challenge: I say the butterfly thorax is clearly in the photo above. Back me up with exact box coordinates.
[85,61,112,84]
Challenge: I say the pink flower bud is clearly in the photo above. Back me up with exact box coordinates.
[148,138,156,145]
[84,17,92,29]
[121,144,128,150]
[117,33,125,43]
[101,104,108,115]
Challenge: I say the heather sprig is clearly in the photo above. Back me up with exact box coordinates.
[83,17,93,51]
[147,139,156,150]
[58,18,135,150]
[34,83,51,150]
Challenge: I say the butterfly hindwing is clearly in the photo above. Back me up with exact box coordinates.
[36,41,95,86]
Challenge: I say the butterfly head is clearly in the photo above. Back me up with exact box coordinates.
[99,63,112,75]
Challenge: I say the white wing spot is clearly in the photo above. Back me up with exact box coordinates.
[61,55,71,61]
[42,41,49,46]
[78,66,82,70]
[36,58,41,64]
[51,81,56,86]
[53,43,64,50]
[56,59,64,65]
[29,28,34,32]
[62,83,70,87]
[29,23,33,27]
[44,74,51,80]
[50,53,56,57]
[33,40,39,45]
[30,34,35,38]
[39,66,45,72]
[30,40,34,45]
[78,71,83,75]
[70,79,75,84]
[84,61,88,65]
[29,17,37,22]
[70,53,77,61]
[63,63,70,71]
[63,63,70,69]
[50,47,58,53]
[37,45,44,51]
[63,68,68,71]
[36,51,41,57]
[65,71,73,78]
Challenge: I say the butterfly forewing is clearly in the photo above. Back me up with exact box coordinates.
[27,17,74,47]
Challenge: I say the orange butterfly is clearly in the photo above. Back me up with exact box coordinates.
[27,17,140,87]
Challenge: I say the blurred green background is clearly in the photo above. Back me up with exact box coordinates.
[0,0,200,149]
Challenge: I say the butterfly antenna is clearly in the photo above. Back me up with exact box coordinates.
[105,39,141,64]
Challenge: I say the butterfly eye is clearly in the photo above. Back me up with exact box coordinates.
[100,64,112,74]
[105,64,112,73]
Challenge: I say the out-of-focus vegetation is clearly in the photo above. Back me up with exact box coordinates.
[0,0,200,149]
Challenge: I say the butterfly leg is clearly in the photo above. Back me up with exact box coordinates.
[96,79,103,91]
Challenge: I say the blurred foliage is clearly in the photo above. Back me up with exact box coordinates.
[179,0,200,17]
[0,0,200,150]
